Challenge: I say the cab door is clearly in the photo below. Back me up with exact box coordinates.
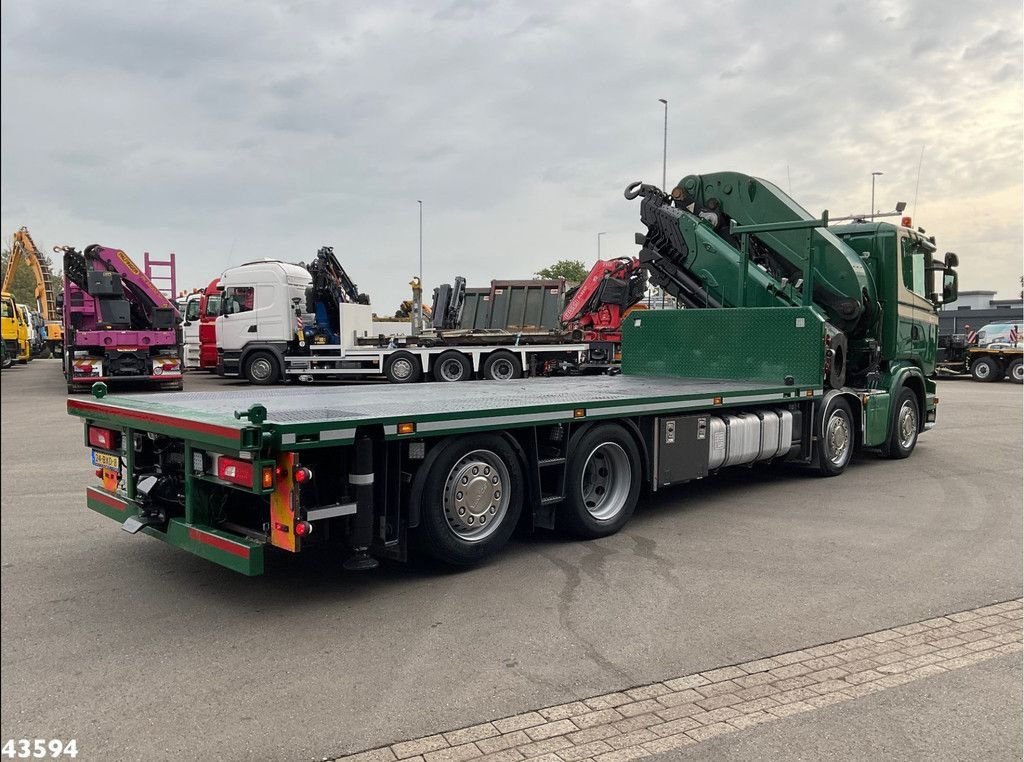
[217,285,257,351]
[897,231,937,370]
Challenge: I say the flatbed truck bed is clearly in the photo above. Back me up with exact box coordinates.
[68,307,937,575]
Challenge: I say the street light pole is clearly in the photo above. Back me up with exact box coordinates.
[871,171,883,221]
[597,231,606,260]
[416,200,423,333]
[659,98,668,190]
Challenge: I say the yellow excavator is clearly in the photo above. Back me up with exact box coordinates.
[3,227,62,357]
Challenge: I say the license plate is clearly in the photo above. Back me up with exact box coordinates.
[92,450,121,469]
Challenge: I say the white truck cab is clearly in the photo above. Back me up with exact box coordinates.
[216,259,312,383]
[181,293,202,368]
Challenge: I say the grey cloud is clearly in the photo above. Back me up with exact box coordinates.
[1,0,1021,312]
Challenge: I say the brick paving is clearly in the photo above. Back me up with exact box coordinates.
[335,599,1023,762]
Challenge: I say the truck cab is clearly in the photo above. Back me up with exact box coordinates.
[198,278,221,371]
[1,293,31,363]
[181,292,202,369]
[216,260,311,383]
[832,220,958,379]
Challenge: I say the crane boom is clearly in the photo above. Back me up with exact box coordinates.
[5,227,58,321]
[627,172,877,336]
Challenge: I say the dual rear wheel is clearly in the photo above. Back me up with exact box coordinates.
[415,424,641,566]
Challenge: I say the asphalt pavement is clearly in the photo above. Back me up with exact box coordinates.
[1,361,1021,760]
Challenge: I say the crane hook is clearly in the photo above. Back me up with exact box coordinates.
[623,181,645,200]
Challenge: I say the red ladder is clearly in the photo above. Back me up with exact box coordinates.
[144,252,177,299]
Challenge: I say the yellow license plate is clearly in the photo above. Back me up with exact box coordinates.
[91,450,121,469]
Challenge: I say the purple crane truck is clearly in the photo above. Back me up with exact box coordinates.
[58,245,184,393]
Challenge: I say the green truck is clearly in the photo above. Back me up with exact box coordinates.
[67,172,959,575]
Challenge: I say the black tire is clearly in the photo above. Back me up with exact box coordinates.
[243,351,280,385]
[970,357,1000,383]
[415,434,524,566]
[1008,358,1023,384]
[561,424,642,538]
[384,351,422,384]
[432,351,472,382]
[880,387,919,460]
[815,396,854,477]
[482,351,522,381]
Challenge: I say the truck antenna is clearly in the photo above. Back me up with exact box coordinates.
[912,146,925,217]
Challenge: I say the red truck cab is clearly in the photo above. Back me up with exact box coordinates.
[198,278,221,371]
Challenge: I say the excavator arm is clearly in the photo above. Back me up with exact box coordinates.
[6,227,59,322]
[626,172,877,336]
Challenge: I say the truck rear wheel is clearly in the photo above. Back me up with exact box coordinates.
[482,351,522,381]
[385,351,422,383]
[244,351,280,385]
[416,435,524,566]
[815,396,854,477]
[881,387,919,460]
[561,424,641,538]
[970,357,999,382]
[433,351,472,382]
[1008,358,1023,384]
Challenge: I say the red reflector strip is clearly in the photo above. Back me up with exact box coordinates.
[188,528,251,558]
[87,486,127,512]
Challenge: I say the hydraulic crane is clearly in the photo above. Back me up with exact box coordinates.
[561,257,647,346]
[625,171,959,393]
[302,246,369,345]
[3,227,63,356]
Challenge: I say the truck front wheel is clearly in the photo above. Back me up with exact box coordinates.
[1008,358,1023,384]
[416,435,524,566]
[880,387,919,460]
[815,396,854,477]
[561,424,641,538]
[970,357,1000,382]
[244,351,280,385]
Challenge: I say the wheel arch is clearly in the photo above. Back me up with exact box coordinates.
[895,369,927,433]
[239,342,287,375]
[407,429,529,529]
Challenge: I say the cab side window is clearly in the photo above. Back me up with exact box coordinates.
[224,287,254,314]
[901,235,926,297]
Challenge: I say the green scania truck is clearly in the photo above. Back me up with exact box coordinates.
[68,172,959,575]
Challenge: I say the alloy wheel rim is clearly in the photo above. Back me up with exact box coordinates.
[580,442,631,521]
[825,410,851,466]
[442,450,510,542]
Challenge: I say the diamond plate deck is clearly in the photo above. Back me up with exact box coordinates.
[90,374,811,436]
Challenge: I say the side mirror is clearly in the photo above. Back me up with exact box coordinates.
[942,270,959,304]
[944,251,959,268]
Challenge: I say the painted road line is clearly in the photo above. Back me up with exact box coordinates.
[333,599,1023,762]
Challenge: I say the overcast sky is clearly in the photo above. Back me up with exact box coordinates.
[2,0,1021,311]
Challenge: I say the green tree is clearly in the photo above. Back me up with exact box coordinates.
[534,259,589,283]
[0,247,45,306]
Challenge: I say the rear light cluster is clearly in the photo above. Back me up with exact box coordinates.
[153,357,181,376]
[88,426,120,451]
[196,452,305,491]
[74,360,102,376]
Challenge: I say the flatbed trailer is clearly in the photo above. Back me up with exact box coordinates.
[68,307,937,575]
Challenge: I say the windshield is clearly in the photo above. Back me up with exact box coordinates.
[204,295,222,317]
[185,299,201,321]
[1,299,11,318]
